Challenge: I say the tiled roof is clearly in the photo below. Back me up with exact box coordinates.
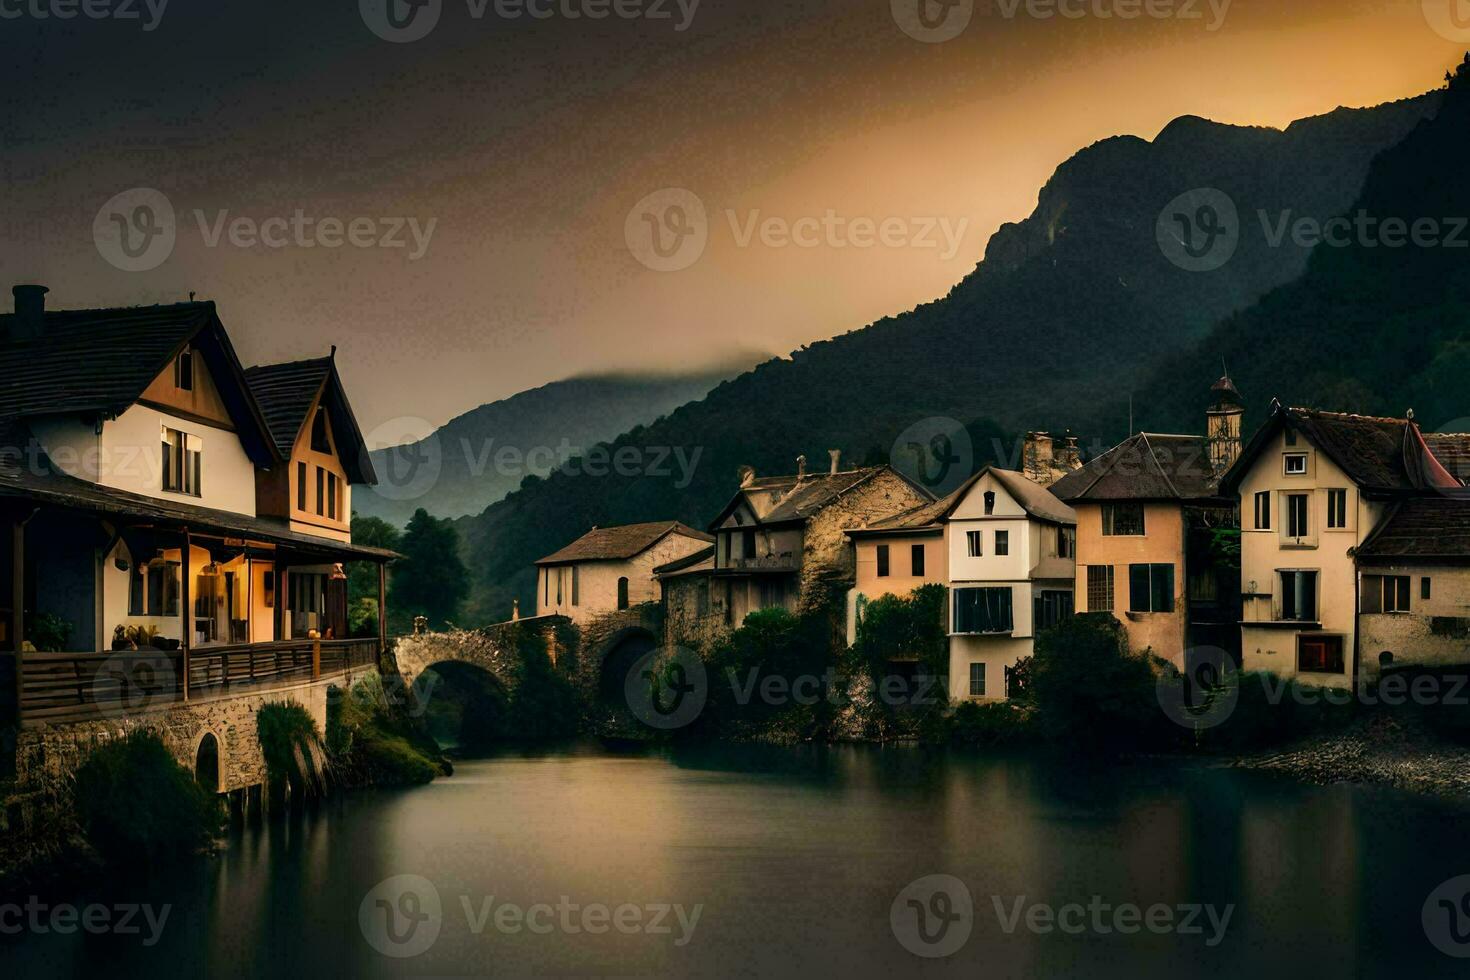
[755,468,887,523]
[244,357,332,457]
[1358,496,1470,560]
[0,421,396,561]
[855,467,1076,534]
[1424,433,1470,485]
[1051,433,1222,503]
[536,521,713,566]
[654,545,715,578]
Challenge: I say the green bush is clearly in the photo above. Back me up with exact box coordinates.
[73,730,221,865]
[1029,614,1161,750]
[326,673,449,787]
[946,701,1033,748]
[256,701,327,798]
[26,612,72,653]
[506,629,578,740]
[701,608,836,737]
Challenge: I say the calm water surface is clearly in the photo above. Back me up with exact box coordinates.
[6,741,1470,979]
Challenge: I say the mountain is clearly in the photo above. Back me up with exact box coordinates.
[1131,57,1470,445]
[452,74,1448,625]
[354,361,756,526]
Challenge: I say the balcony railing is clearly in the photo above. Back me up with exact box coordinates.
[720,553,801,573]
[6,639,380,725]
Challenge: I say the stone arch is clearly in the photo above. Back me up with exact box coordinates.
[415,659,513,750]
[1379,650,1395,668]
[194,730,222,794]
[595,626,659,708]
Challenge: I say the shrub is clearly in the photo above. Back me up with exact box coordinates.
[73,730,221,865]
[256,701,328,798]
[701,608,836,737]
[326,673,449,787]
[1028,614,1161,750]
[946,701,1033,748]
[26,613,72,653]
[506,628,578,740]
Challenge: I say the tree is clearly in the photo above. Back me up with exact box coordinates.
[389,508,469,629]
[348,514,403,637]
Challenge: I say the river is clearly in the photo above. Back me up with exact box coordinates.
[5,741,1469,978]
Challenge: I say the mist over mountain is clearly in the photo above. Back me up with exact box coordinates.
[354,359,757,526]
[447,75,1448,624]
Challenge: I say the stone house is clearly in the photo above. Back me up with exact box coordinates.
[535,521,712,626]
[1220,403,1470,689]
[1050,377,1245,669]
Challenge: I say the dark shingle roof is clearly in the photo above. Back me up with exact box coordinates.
[244,357,332,457]
[1358,496,1470,560]
[1051,434,1222,503]
[536,521,713,566]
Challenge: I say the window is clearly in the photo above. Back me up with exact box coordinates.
[555,568,563,605]
[1363,575,1411,613]
[742,529,757,560]
[876,545,891,578]
[1285,429,1299,447]
[1280,570,1318,621]
[1086,565,1115,613]
[161,427,201,496]
[1254,491,1272,530]
[316,466,326,516]
[1035,590,1074,631]
[1057,526,1075,559]
[617,577,630,610]
[310,407,332,454]
[296,461,307,511]
[1298,635,1345,674]
[543,568,549,606]
[1327,489,1347,529]
[174,350,194,391]
[1285,493,1310,539]
[263,570,275,609]
[1284,453,1308,475]
[1102,503,1145,536]
[969,663,986,697]
[1423,577,1433,601]
[967,530,982,558]
[995,531,1009,556]
[1128,564,1176,613]
[327,472,339,521]
[129,560,180,617]
[954,588,1013,635]
[983,491,996,516]
[910,544,925,578]
[571,565,580,606]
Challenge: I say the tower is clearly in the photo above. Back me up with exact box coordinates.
[1206,375,1244,476]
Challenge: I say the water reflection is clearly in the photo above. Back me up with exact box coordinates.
[3,742,1467,979]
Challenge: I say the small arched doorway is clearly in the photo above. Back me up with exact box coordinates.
[195,732,221,794]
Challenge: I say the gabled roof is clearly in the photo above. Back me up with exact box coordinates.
[1051,433,1222,503]
[536,521,713,566]
[654,545,715,578]
[1219,404,1464,497]
[245,353,376,485]
[1357,496,1470,561]
[708,465,933,531]
[853,466,1076,536]
[0,300,280,465]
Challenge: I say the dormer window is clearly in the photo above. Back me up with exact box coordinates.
[984,491,996,515]
[174,350,194,391]
[311,407,332,454]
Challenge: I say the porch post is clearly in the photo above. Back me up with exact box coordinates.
[181,527,191,701]
[11,518,24,724]
[273,558,286,641]
[377,561,388,651]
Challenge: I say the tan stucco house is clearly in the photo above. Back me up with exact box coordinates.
[1050,378,1245,669]
[1220,403,1470,689]
[535,521,713,626]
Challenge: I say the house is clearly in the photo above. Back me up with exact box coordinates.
[1219,403,1470,689]
[1050,377,1244,668]
[0,285,394,725]
[847,467,1077,702]
[535,521,713,626]
[703,452,933,626]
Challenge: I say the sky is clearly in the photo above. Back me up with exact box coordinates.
[2,0,1466,446]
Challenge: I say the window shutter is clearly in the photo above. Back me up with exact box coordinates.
[1129,564,1151,612]
[1361,575,1382,614]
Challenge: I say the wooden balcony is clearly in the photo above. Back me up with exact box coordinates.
[717,553,801,574]
[4,638,379,726]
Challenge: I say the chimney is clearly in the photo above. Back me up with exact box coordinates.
[1023,432,1055,485]
[738,465,756,488]
[10,285,48,341]
[828,449,841,475]
[795,454,807,483]
[1058,432,1083,473]
[1206,375,1245,477]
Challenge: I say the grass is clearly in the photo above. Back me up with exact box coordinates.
[326,673,450,788]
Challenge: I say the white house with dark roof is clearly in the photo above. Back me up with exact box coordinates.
[535,521,713,626]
